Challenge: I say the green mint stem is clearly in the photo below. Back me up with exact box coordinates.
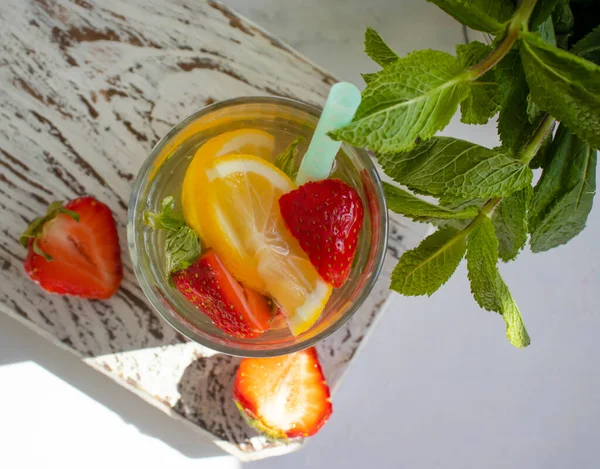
[519,114,556,164]
[465,0,539,80]
[464,111,552,237]
[461,197,503,238]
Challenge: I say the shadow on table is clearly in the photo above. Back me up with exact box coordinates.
[173,354,252,446]
[0,313,229,460]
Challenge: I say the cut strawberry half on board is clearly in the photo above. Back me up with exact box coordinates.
[279,178,364,287]
[234,347,332,439]
[172,250,271,338]
[21,197,123,299]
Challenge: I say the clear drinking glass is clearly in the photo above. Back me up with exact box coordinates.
[128,97,388,357]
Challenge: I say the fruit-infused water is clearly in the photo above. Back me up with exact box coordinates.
[131,98,387,354]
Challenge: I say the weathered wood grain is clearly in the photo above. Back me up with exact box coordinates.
[0,0,429,461]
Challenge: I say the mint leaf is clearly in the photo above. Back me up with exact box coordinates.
[536,14,557,46]
[379,137,533,198]
[529,124,597,252]
[365,27,399,67]
[329,50,469,153]
[552,0,573,33]
[496,51,539,154]
[383,182,479,221]
[362,72,376,85]
[528,127,554,169]
[530,0,562,29]
[520,32,600,149]
[571,24,600,65]
[165,225,201,273]
[492,185,532,262]
[466,218,530,348]
[144,196,201,272]
[274,137,303,180]
[144,196,184,231]
[427,0,513,34]
[390,227,467,296]
[456,42,499,125]
[526,93,542,123]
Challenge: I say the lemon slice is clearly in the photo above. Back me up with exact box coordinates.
[182,129,275,238]
[200,154,332,335]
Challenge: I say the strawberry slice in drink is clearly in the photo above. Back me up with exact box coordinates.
[279,178,364,287]
[172,250,272,338]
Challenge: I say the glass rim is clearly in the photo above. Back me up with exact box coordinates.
[128,96,389,357]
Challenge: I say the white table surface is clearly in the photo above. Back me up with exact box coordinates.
[1,1,599,468]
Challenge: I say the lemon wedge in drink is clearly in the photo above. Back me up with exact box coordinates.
[182,129,275,238]
[189,153,331,335]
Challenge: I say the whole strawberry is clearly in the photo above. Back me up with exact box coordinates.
[21,197,123,299]
[279,179,364,287]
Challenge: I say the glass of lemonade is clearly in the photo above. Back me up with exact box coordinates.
[128,97,388,356]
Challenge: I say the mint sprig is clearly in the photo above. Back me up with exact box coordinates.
[274,136,304,180]
[335,0,599,347]
[144,196,201,274]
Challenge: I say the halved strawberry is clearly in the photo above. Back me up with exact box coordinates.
[279,178,364,287]
[234,347,332,439]
[21,197,123,299]
[172,250,271,338]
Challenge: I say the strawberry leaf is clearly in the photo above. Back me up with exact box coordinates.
[528,124,597,252]
[33,239,53,261]
[364,27,399,67]
[234,401,287,442]
[329,50,470,154]
[466,217,530,348]
[520,32,600,149]
[379,137,533,198]
[390,227,467,296]
[20,200,79,249]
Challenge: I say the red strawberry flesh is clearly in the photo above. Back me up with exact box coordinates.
[234,347,332,438]
[172,250,271,338]
[279,178,364,287]
[24,197,123,299]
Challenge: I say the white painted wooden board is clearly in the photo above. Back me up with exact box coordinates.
[0,0,429,461]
